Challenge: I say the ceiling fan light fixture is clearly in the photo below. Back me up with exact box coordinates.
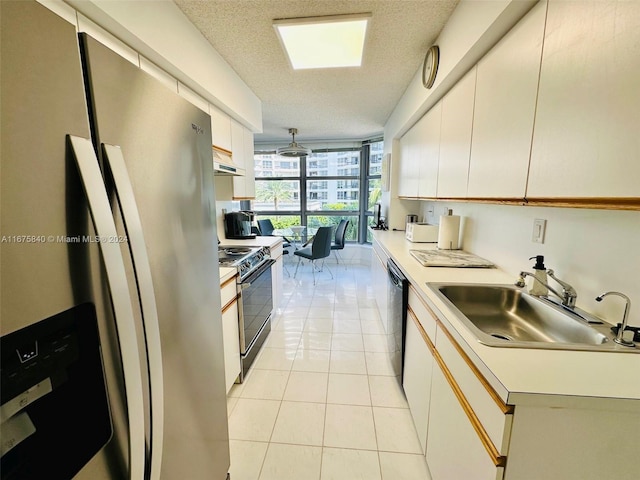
[273,13,371,70]
[277,128,312,157]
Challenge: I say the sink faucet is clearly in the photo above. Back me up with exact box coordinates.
[546,270,578,308]
[595,291,635,347]
[515,269,577,308]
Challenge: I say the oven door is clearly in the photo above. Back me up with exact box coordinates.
[238,259,275,379]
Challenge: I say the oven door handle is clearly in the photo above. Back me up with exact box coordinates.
[241,259,275,286]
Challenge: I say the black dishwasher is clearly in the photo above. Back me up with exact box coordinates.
[387,259,408,384]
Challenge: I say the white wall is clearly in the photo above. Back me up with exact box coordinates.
[417,201,640,328]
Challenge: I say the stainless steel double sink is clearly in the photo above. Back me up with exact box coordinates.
[427,283,638,353]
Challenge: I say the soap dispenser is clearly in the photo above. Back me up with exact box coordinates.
[528,255,548,296]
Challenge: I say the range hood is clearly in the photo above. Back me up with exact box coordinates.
[213,145,245,176]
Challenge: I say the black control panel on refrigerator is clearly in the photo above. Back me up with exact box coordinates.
[1,303,112,480]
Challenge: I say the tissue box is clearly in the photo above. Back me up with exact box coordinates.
[405,223,439,243]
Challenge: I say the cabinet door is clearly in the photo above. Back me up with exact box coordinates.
[222,300,240,393]
[230,120,244,167]
[467,2,545,198]
[402,312,434,454]
[398,127,419,197]
[437,68,476,198]
[233,126,256,199]
[210,106,232,152]
[371,239,389,329]
[417,102,442,198]
[527,1,640,198]
[426,366,504,480]
[177,82,209,113]
[271,249,283,311]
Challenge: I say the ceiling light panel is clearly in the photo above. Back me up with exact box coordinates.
[274,13,371,70]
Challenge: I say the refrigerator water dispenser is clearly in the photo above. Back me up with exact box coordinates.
[1,303,112,479]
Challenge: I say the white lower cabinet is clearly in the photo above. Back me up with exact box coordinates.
[220,275,240,393]
[405,289,510,480]
[402,284,639,480]
[402,310,434,454]
[270,240,283,310]
[426,366,504,480]
[371,238,389,330]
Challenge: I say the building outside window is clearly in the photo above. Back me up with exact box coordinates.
[250,140,383,243]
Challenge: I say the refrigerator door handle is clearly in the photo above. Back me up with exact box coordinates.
[102,143,164,480]
[67,135,146,480]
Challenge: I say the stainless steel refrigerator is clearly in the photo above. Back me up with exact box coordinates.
[1,2,229,479]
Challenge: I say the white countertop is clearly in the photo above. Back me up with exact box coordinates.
[219,266,236,283]
[373,230,640,406]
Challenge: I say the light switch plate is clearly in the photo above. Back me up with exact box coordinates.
[532,219,546,243]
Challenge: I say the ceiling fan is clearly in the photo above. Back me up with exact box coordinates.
[276,128,311,157]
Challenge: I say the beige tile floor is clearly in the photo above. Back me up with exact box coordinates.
[226,262,431,480]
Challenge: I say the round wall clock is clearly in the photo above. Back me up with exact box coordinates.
[422,45,440,89]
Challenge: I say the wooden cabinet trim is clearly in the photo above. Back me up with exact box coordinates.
[524,197,640,211]
[438,321,514,415]
[221,274,238,290]
[222,295,239,314]
[432,343,507,468]
[213,145,233,156]
[408,306,435,353]
[397,196,640,211]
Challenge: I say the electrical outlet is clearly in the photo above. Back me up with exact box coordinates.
[532,219,546,243]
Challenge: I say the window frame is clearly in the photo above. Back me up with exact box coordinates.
[247,140,382,243]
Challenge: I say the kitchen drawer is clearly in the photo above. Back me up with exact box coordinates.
[220,274,238,308]
[435,323,513,454]
[408,286,437,344]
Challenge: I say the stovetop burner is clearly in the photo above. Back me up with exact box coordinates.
[218,245,270,280]
[221,246,253,256]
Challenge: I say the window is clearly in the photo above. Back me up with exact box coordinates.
[251,140,382,243]
[254,179,301,210]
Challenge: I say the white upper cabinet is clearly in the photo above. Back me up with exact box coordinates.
[177,82,209,114]
[417,102,442,198]
[230,120,245,167]
[398,102,441,198]
[527,1,640,198]
[233,125,256,199]
[210,106,233,152]
[437,68,476,198]
[467,1,546,199]
[140,56,178,93]
[398,125,420,197]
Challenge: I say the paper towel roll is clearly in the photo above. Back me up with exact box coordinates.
[438,214,460,250]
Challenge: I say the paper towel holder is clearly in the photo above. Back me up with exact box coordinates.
[437,209,461,250]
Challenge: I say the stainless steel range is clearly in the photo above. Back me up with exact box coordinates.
[218,245,274,381]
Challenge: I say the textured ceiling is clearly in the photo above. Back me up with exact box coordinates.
[174,0,459,144]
